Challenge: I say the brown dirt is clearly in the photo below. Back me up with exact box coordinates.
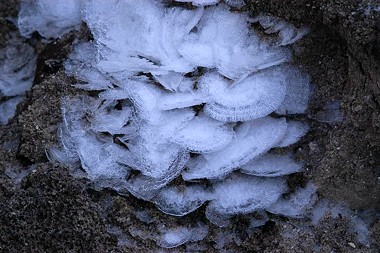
[0,0,379,252]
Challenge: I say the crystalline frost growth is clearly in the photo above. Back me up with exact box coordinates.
[198,70,288,122]
[174,0,246,9]
[83,0,204,76]
[53,0,312,224]
[18,0,82,38]
[0,34,37,125]
[178,6,291,81]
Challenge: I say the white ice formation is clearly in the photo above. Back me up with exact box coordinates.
[157,221,209,248]
[45,0,313,226]
[175,0,246,8]
[18,0,82,38]
[0,33,37,125]
[1,0,82,124]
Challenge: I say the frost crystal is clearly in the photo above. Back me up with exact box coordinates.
[0,35,36,96]
[0,96,24,125]
[154,185,212,216]
[18,0,82,38]
[206,174,287,223]
[267,183,317,218]
[0,33,36,125]
[174,0,245,8]
[241,153,302,177]
[83,0,203,76]
[198,70,287,122]
[157,222,209,248]
[178,6,291,80]
[48,0,312,227]
[182,117,287,180]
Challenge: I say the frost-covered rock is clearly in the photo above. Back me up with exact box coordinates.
[310,200,374,247]
[49,0,313,228]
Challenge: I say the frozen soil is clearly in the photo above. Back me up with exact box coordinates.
[0,0,379,252]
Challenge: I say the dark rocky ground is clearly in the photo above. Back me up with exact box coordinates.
[0,0,379,252]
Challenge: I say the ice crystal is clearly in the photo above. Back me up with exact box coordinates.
[18,0,81,38]
[0,33,36,125]
[47,0,312,227]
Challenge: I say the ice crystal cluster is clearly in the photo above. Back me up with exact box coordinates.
[18,0,82,38]
[0,33,36,124]
[27,0,316,225]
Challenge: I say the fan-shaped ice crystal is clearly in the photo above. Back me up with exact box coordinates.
[178,6,291,80]
[208,174,287,215]
[154,185,212,216]
[182,117,287,180]
[241,153,302,177]
[276,121,309,147]
[267,183,317,218]
[250,14,309,46]
[83,0,203,76]
[170,114,234,153]
[46,0,313,227]
[198,70,287,122]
